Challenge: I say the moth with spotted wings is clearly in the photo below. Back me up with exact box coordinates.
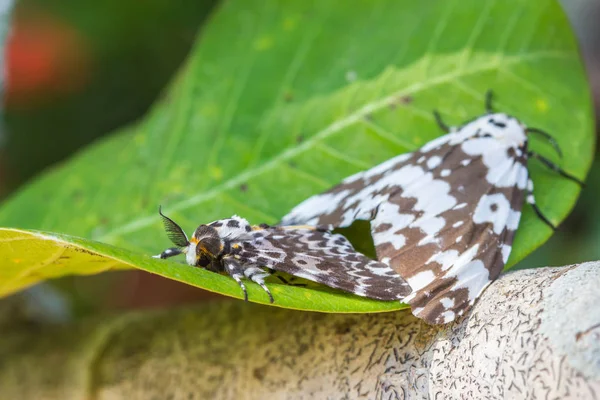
[153,207,412,302]
[282,92,584,324]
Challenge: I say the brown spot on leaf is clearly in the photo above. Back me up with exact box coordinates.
[70,247,96,256]
[389,95,413,109]
[399,95,413,104]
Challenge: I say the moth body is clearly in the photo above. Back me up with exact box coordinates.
[155,210,412,303]
[282,92,583,324]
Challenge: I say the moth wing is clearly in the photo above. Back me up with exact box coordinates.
[370,135,529,323]
[280,146,432,227]
[281,128,530,324]
[235,227,412,300]
[281,131,465,228]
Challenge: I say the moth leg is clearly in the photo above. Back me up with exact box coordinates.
[275,275,306,287]
[526,178,556,230]
[223,257,248,302]
[244,266,274,303]
[526,128,562,158]
[528,151,585,186]
[265,268,307,290]
[433,110,450,132]
[485,89,494,113]
[153,247,183,259]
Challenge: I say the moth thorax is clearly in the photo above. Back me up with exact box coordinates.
[481,113,527,146]
[185,225,223,266]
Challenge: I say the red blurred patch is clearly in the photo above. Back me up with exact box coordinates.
[4,7,91,108]
[109,270,223,310]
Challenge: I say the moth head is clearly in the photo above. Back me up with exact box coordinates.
[158,207,222,267]
[187,225,224,267]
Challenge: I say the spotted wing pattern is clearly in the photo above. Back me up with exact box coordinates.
[282,113,531,324]
[228,225,412,301]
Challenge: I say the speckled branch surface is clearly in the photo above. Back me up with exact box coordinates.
[1,262,599,399]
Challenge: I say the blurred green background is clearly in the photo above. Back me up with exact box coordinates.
[1,0,598,316]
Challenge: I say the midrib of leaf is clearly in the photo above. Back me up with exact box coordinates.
[99,50,571,243]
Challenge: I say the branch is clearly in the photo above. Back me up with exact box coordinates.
[1,262,599,399]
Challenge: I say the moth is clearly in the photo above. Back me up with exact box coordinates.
[281,92,584,324]
[154,208,411,303]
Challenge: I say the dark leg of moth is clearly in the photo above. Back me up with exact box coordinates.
[526,128,563,158]
[433,110,450,132]
[267,268,295,285]
[223,257,249,302]
[531,203,556,231]
[154,247,183,259]
[526,178,556,230]
[485,90,494,113]
[528,151,585,186]
[273,275,307,287]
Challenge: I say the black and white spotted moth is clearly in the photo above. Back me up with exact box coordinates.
[282,92,584,324]
[154,208,411,302]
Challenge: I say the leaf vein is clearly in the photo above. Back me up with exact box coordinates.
[316,143,372,169]
[99,52,574,241]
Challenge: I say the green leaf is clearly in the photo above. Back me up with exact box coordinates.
[0,228,403,312]
[0,0,594,310]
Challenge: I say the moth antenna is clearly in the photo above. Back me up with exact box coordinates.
[433,110,450,132]
[485,89,494,114]
[158,206,190,247]
[527,151,585,187]
[153,247,184,259]
[526,127,563,158]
